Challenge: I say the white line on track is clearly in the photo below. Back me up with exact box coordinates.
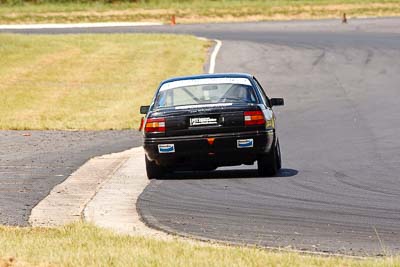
[208,39,222,74]
[0,22,163,30]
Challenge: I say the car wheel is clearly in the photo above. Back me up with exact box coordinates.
[257,142,279,177]
[145,156,165,179]
[276,139,282,170]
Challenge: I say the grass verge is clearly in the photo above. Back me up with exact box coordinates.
[0,34,209,130]
[0,0,400,24]
[0,223,398,267]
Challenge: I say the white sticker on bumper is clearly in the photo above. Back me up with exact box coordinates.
[158,144,175,153]
[237,139,254,148]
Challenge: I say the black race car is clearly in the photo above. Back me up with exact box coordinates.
[140,73,284,179]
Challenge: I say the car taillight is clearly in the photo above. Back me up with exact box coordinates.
[145,118,166,133]
[244,110,265,126]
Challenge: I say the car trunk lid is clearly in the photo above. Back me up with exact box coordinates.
[148,103,264,137]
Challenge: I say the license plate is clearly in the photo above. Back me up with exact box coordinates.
[190,117,218,126]
[158,144,175,153]
[237,139,254,148]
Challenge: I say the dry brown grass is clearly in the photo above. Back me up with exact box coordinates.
[0,223,399,267]
[0,0,399,24]
[0,34,209,130]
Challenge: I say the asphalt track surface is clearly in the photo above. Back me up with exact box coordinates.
[2,18,400,255]
[0,131,141,226]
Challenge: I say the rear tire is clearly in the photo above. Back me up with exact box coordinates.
[145,156,165,179]
[258,140,281,177]
[276,139,282,170]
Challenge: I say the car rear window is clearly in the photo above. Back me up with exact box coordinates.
[154,78,257,109]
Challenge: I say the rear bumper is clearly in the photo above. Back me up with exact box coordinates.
[143,130,275,168]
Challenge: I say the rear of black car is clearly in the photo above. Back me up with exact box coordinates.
[143,104,275,171]
[140,74,283,179]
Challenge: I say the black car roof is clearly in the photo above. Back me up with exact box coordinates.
[160,73,254,86]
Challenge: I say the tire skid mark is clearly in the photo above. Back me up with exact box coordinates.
[364,49,374,65]
[312,50,326,66]
[140,188,400,237]
[229,178,400,214]
[289,178,377,200]
[332,170,400,197]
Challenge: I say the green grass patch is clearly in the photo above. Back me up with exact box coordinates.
[0,0,399,24]
[0,34,209,130]
[0,223,399,267]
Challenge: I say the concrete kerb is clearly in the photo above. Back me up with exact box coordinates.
[83,147,171,239]
[29,148,134,227]
[29,145,172,240]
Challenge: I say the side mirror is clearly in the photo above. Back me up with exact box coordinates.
[270,98,284,106]
[140,105,150,114]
